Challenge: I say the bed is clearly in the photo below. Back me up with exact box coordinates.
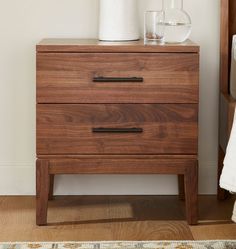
[230,36,236,99]
[218,0,236,199]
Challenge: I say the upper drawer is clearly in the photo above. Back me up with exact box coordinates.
[37,53,199,103]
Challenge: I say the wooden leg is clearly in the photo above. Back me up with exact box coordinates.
[184,161,198,225]
[178,175,185,200]
[36,159,50,226]
[48,175,54,200]
[217,146,230,200]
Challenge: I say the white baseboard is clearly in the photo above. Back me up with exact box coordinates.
[0,161,218,195]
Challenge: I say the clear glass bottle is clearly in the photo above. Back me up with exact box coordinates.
[162,0,191,43]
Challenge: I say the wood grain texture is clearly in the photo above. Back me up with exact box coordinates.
[229,0,236,68]
[219,93,236,151]
[219,0,236,151]
[48,175,54,201]
[184,161,198,225]
[46,158,196,175]
[217,146,230,200]
[38,155,198,159]
[36,39,199,225]
[220,0,236,93]
[218,0,236,200]
[0,196,235,241]
[0,196,196,241]
[191,223,236,240]
[36,160,50,226]
[37,104,198,155]
[37,53,199,104]
[36,39,199,53]
[218,93,236,199]
[36,157,198,225]
[224,94,236,137]
[220,0,230,93]
[178,175,185,201]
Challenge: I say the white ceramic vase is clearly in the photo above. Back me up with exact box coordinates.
[99,0,139,41]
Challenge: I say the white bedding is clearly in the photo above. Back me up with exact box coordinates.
[230,35,236,99]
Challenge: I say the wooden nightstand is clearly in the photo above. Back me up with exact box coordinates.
[36,39,199,225]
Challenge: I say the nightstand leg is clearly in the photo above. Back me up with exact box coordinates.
[36,160,50,226]
[48,175,54,200]
[184,161,198,225]
[178,175,185,200]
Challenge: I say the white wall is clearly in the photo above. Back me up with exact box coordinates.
[0,0,220,195]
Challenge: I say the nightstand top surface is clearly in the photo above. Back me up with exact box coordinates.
[37,39,199,53]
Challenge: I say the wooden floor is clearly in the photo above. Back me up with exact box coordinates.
[0,196,235,241]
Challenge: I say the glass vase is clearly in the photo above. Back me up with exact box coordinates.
[162,0,192,43]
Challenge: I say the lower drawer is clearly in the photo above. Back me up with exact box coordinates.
[37,104,198,155]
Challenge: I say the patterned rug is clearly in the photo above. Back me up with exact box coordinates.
[0,241,236,249]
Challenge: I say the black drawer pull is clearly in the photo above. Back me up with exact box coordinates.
[92,128,143,133]
[93,77,143,83]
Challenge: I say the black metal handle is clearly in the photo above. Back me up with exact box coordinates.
[93,77,143,83]
[92,128,143,133]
